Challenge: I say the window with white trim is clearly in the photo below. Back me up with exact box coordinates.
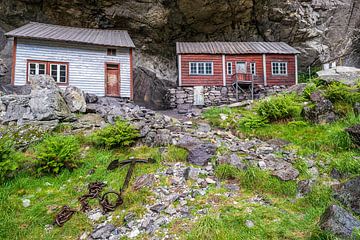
[28,62,46,77]
[227,62,232,75]
[272,62,288,75]
[50,64,67,83]
[250,62,256,75]
[189,62,213,75]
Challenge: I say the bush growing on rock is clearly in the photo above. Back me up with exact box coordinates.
[256,94,302,122]
[34,135,81,174]
[91,119,140,148]
[0,137,21,182]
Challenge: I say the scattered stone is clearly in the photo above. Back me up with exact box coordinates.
[128,228,140,238]
[319,205,360,239]
[197,122,211,133]
[205,177,216,184]
[183,167,200,180]
[334,176,360,215]
[176,135,216,166]
[87,210,103,221]
[22,199,30,208]
[90,224,116,239]
[225,184,240,192]
[133,174,155,191]
[245,220,255,228]
[150,203,166,213]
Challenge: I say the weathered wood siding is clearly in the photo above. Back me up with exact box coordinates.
[179,53,297,87]
[180,54,223,86]
[265,54,296,86]
[14,38,132,97]
[225,54,264,85]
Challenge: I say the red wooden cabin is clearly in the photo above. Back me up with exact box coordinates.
[176,42,300,87]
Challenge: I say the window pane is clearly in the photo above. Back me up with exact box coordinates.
[29,63,36,75]
[190,63,197,74]
[51,65,58,81]
[205,63,212,74]
[60,65,66,83]
[198,63,205,74]
[227,62,232,75]
[38,64,46,74]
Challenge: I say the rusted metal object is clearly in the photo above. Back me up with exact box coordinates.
[54,206,76,227]
[54,157,155,227]
[79,181,106,212]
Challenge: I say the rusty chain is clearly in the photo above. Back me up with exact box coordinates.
[54,157,155,227]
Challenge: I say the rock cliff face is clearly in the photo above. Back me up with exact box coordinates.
[0,0,359,107]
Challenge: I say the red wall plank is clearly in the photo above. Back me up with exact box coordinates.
[180,54,297,87]
[265,54,296,86]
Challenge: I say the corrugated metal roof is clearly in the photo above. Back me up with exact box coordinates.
[176,42,300,55]
[5,22,135,48]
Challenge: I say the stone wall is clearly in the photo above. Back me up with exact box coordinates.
[165,85,289,109]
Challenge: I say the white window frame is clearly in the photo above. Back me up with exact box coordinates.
[272,62,288,76]
[50,64,68,83]
[189,62,213,75]
[250,62,256,75]
[227,62,232,75]
[28,62,46,77]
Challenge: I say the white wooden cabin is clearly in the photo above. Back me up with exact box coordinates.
[5,22,135,98]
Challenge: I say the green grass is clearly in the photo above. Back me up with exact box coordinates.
[185,185,334,240]
[163,145,189,162]
[0,145,163,240]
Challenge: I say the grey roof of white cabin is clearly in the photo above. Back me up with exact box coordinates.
[6,22,135,48]
[176,42,300,55]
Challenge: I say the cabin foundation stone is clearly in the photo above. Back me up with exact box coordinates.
[165,85,288,109]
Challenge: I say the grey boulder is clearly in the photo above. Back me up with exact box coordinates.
[176,135,216,166]
[320,205,360,239]
[334,176,360,215]
[63,86,87,113]
[29,75,71,120]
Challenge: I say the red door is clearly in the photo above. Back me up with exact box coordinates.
[106,64,120,96]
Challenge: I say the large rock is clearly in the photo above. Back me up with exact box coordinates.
[303,91,336,124]
[319,205,360,239]
[317,66,360,86]
[1,95,32,123]
[63,86,86,113]
[334,176,360,215]
[133,67,175,109]
[28,75,71,121]
[176,135,216,166]
[0,58,8,78]
[346,125,360,147]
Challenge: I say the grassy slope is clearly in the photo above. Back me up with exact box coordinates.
[197,91,360,239]
[0,146,165,240]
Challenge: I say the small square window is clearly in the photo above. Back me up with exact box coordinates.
[107,49,117,56]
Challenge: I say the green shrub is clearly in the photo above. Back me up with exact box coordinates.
[215,164,239,180]
[303,82,318,100]
[238,114,268,129]
[0,137,21,182]
[256,94,303,122]
[35,135,81,174]
[91,119,140,148]
[164,145,188,162]
[324,82,360,105]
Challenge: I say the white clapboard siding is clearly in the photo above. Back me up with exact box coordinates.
[14,38,132,97]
